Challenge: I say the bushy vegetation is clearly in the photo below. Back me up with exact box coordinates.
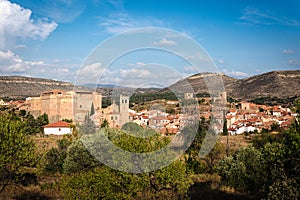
[130,92,178,104]
[59,126,193,199]
[0,113,35,191]
[40,137,72,174]
[0,102,299,199]
[251,95,298,106]
[217,123,300,199]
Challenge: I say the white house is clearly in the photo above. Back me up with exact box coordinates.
[43,121,72,135]
[228,124,257,135]
[140,115,149,126]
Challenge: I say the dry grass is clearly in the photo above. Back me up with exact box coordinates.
[218,134,253,153]
[33,135,65,152]
[0,184,61,200]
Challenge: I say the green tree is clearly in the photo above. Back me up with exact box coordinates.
[203,141,226,173]
[36,113,49,132]
[184,118,209,173]
[19,109,27,117]
[100,119,109,128]
[23,112,38,134]
[294,99,300,114]
[41,137,72,174]
[122,122,143,132]
[60,127,193,199]
[62,118,73,123]
[261,142,299,199]
[63,139,101,174]
[217,145,266,193]
[0,113,35,192]
[270,122,280,132]
[60,166,148,200]
[222,119,228,136]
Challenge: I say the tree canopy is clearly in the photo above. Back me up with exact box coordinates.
[0,113,35,191]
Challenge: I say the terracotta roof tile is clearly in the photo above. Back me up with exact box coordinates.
[43,121,70,128]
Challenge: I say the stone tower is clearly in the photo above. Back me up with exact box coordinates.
[119,95,129,127]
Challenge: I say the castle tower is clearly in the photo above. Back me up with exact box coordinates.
[92,92,102,111]
[219,91,227,104]
[119,95,129,127]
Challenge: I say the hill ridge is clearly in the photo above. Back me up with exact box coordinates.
[1,70,300,100]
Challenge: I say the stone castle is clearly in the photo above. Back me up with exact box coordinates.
[25,90,129,127]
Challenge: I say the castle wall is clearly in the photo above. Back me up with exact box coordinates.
[26,90,102,124]
[59,92,74,121]
[93,92,102,111]
[73,91,94,123]
[27,97,41,118]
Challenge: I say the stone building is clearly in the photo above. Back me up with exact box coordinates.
[26,90,102,124]
[98,95,130,129]
[26,90,130,128]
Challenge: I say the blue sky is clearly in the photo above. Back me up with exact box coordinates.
[0,0,300,86]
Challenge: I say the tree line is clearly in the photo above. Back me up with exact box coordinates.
[0,101,299,199]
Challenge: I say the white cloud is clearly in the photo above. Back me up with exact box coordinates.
[0,50,78,83]
[0,50,51,73]
[99,13,137,34]
[222,69,248,77]
[99,13,164,34]
[154,38,176,46]
[283,49,294,54]
[76,62,108,84]
[0,50,29,73]
[288,59,300,65]
[240,7,300,27]
[0,0,57,49]
[120,68,151,79]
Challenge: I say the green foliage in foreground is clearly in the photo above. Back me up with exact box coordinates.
[216,145,266,193]
[217,118,300,199]
[0,113,35,191]
[63,139,101,174]
[59,127,193,199]
[60,161,192,200]
[41,137,73,174]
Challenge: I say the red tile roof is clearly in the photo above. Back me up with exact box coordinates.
[43,121,71,128]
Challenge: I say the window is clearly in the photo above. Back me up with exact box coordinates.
[80,105,82,108]
[125,99,127,103]
[115,116,117,120]
[111,116,113,120]
[58,128,61,131]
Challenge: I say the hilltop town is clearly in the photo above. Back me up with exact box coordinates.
[1,75,298,200]
[1,87,298,135]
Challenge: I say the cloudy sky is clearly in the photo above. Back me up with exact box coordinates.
[0,0,300,86]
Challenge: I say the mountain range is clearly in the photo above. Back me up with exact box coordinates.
[0,70,299,100]
[168,70,300,100]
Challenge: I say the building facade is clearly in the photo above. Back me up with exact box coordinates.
[26,90,102,124]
